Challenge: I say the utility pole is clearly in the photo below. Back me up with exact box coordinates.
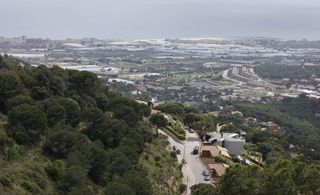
[183,143,186,164]
[186,176,189,195]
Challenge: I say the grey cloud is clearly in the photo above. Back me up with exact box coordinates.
[0,0,319,40]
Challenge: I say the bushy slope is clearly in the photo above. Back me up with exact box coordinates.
[237,96,320,161]
[0,55,183,194]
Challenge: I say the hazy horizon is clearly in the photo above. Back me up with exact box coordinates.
[1,0,320,40]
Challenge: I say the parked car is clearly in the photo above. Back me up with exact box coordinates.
[204,175,211,181]
[176,149,181,154]
[193,146,199,154]
[188,128,195,133]
[202,170,210,176]
[203,170,211,181]
[172,145,176,151]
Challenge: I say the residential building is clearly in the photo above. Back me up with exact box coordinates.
[201,145,231,159]
[208,163,229,183]
[266,121,281,133]
[203,132,245,155]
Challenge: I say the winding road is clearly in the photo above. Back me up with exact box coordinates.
[159,129,210,194]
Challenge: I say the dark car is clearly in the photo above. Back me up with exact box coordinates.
[202,170,210,176]
[188,128,195,133]
[193,146,199,154]
[204,175,211,181]
[203,170,211,181]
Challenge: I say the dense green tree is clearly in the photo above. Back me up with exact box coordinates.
[0,57,170,194]
[16,66,37,89]
[44,130,90,159]
[41,98,66,127]
[108,149,133,176]
[8,104,47,145]
[191,183,218,195]
[106,97,150,123]
[49,75,66,96]
[156,103,184,116]
[220,124,240,133]
[82,107,104,124]
[295,163,320,193]
[35,72,50,88]
[69,70,98,94]
[6,94,35,110]
[104,182,135,195]
[31,86,48,100]
[94,92,109,111]
[60,98,81,127]
[184,113,204,125]
[121,171,152,195]
[0,71,23,100]
[57,166,88,193]
[150,113,168,135]
[113,105,141,127]
[86,118,128,148]
[88,145,111,185]
[194,160,320,195]
[46,160,66,181]
[264,161,297,195]
[219,165,264,195]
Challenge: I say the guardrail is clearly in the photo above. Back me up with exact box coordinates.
[160,128,185,144]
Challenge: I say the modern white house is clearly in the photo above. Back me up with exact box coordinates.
[203,132,245,155]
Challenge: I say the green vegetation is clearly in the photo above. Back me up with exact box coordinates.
[255,64,320,79]
[156,103,217,134]
[0,55,182,194]
[139,134,183,195]
[2,55,320,194]
[163,114,186,140]
[192,160,320,195]
[184,112,217,133]
[156,103,185,116]
[191,184,218,195]
[149,113,168,136]
[237,96,320,161]
[157,100,320,194]
[159,72,206,85]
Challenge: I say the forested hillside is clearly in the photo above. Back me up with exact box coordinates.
[155,101,320,194]
[254,64,320,79]
[237,96,320,161]
[192,159,320,195]
[0,54,182,194]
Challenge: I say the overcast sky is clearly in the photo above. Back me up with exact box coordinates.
[1,0,320,40]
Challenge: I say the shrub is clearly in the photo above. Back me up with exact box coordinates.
[46,160,65,181]
[0,177,11,187]
[154,156,161,161]
[179,183,187,193]
[170,151,177,159]
[21,181,40,194]
[165,126,186,140]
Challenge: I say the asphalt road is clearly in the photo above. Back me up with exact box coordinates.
[159,129,211,194]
